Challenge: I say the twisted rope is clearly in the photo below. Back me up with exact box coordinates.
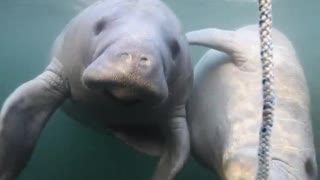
[256,0,275,180]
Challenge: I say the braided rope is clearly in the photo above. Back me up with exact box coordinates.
[256,0,274,180]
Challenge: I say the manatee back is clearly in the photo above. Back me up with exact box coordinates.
[187,25,318,179]
[187,49,238,173]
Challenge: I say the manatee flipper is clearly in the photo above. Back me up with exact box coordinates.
[108,107,190,180]
[152,106,190,180]
[186,28,256,70]
[186,28,236,54]
[0,61,69,179]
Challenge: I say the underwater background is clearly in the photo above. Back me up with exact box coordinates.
[0,0,319,179]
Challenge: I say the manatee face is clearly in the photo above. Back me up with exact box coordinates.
[81,14,181,106]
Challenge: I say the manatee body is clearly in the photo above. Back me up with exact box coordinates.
[0,1,193,179]
[186,25,318,180]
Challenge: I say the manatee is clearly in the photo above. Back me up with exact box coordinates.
[185,25,318,180]
[0,0,193,179]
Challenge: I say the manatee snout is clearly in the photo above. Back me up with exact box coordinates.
[81,39,169,105]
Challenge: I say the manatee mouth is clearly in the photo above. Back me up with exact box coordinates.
[103,89,143,106]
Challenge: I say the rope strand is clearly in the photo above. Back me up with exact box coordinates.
[256,0,275,179]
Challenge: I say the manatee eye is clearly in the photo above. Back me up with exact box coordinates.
[169,39,180,60]
[94,19,107,36]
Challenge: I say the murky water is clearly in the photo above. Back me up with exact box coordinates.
[0,0,319,179]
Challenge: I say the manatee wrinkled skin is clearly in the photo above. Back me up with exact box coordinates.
[0,0,193,179]
[186,25,318,180]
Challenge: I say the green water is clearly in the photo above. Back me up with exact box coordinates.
[0,0,319,179]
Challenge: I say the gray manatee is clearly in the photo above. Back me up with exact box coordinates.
[0,0,193,179]
[186,25,318,180]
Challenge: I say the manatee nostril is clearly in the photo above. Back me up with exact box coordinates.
[120,52,131,60]
[140,56,148,61]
